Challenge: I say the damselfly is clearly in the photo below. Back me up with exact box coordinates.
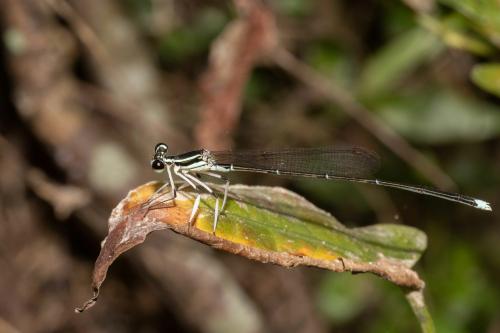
[150,143,492,233]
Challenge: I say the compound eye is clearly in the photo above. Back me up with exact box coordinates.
[155,143,168,153]
[151,159,165,172]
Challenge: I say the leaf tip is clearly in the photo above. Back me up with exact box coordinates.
[75,288,100,313]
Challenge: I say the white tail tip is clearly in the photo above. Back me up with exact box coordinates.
[474,199,492,211]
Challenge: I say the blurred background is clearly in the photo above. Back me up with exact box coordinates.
[0,0,499,332]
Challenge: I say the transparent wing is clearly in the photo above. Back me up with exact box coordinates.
[211,146,380,178]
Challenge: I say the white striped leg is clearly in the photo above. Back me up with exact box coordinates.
[141,185,176,215]
[141,168,176,212]
[177,183,191,191]
[152,165,177,205]
[175,187,201,234]
[197,172,230,212]
[213,198,219,234]
[198,173,230,234]
[167,165,176,194]
[188,194,201,226]
[144,181,170,206]
[221,177,229,212]
[183,172,221,234]
[175,169,197,190]
[173,169,203,229]
[177,180,201,230]
[184,172,213,194]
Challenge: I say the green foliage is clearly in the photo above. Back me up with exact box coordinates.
[317,274,422,333]
[426,238,500,333]
[158,7,228,65]
[438,0,500,47]
[471,63,500,97]
[316,273,371,324]
[420,0,500,94]
[378,88,500,144]
[305,42,356,90]
[419,15,494,56]
[359,27,443,100]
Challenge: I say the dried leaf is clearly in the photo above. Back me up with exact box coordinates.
[76,181,426,312]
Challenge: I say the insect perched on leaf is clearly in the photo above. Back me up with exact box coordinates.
[149,143,492,233]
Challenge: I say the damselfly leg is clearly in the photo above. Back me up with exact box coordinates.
[171,168,201,226]
[183,171,230,234]
[188,194,201,230]
[196,172,230,233]
[140,178,175,214]
[172,168,221,234]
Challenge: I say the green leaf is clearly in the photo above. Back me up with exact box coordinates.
[419,15,494,56]
[305,42,356,90]
[358,27,443,100]
[438,0,500,48]
[200,184,427,269]
[378,89,500,144]
[471,63,500,97]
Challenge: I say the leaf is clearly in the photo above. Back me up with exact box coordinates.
[419,15,494,56]
[471,63,500,97]
[305,42,356,91]
[76,181,426,313]
[438,0,500,48]
[378,88,500,144]
[358,27,444,100]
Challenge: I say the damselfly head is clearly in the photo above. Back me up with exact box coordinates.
[151,143,168,172]
[155,143,168,154]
